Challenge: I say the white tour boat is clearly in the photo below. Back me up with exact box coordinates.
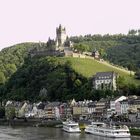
[62,120,81,133]
[85,122,130,138]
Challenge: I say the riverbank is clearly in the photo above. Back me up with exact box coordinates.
[0,118,62,127]
[113,121,140,127]
[130,128,140,136]
[0,126,139,140]
[1,118,140,137]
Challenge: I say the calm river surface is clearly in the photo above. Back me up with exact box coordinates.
[0,126,139,140]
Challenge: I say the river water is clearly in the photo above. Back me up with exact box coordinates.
[0,126,139,140]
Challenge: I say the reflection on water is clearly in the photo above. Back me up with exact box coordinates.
[0,126,138,140]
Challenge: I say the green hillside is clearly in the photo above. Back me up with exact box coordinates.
[62,57,140,85]
[0,41,140,101]
[2,56,140,101]
[70,33,140,71]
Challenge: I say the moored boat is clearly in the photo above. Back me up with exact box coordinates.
[85,122,130,138]
[62,120,81,133]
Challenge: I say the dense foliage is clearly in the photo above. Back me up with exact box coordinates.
[3,57,92,101]
[0,43,41,84]
[0,57,119,101]
[130,128,140,136]
[0,31,140,101]
[70,33,140,71]
[106,44,140,71]
[1,56,139,102]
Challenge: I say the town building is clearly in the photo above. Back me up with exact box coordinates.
[110,96,127,115]
[137,108,140,122]
[128,112,137,122]
[93,71,117,90]
[120,99,129,115]
[93,98,109,120]
[115,102,121,115]
[59,103,72,119]
[44,102,61,119]
[128,96,140,113]
[87,101,96,115]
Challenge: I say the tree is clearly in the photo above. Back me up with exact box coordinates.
[0,107,5,118]
[127,63,135,76]
[74,79,82,87]
[128,29,137,35]
[117,76,126,89]
[39,88,48,101]
[135,70,140,79]
[128,83,137,95]
[138,29,140,35]
[5,107,15,120]
[5,64,17,77]
[0,72,6,84]
[74,44,89,53]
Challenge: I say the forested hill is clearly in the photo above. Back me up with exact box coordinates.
[0,32,140,85]
[4,57,90,101]
[0,43,40,84]
[70,33,140,71]
[3,57,140,101]
[0,32,140,101]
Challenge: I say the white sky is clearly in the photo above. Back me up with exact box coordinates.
[0,0,140,49]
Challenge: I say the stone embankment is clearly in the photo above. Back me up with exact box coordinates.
[114,121,140,128]
[0,118,62,127]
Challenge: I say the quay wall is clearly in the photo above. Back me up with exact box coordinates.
[0,118,62,127]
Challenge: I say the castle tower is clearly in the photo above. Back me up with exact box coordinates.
[56,24,67,47]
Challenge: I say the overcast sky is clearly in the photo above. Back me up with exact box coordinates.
[0,0,140,49]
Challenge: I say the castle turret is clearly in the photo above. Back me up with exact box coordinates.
[56,24,67,48]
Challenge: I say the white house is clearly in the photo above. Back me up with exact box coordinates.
[110,96,126,115]
[54,107,60,119]
[120,99,129,114]
[93,71,117,91]
[137,109,140,122]
[115,101,121,115]
[87,101,96,114]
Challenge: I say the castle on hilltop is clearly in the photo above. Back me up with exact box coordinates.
[29,24,73,57]
[56,24,67,48]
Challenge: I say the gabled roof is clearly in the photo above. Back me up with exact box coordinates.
[94,71,117,80]
[88,101,97,107]
[46,102,61,107]
[120,99,128,104]
[110,96,126,102]
[99,98,108,102]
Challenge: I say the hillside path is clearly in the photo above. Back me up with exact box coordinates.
[85,56,135,75]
